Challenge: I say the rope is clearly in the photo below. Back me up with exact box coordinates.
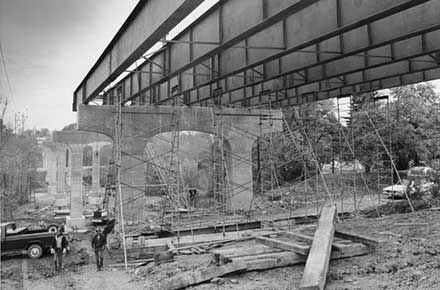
[293,108,335,204]
[365,112,415,212]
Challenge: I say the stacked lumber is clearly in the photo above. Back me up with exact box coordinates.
[211,238,370,272]
[166,236,252,255]
[211,216,377,274]
[107,229,273,262]
[155,207,379,290]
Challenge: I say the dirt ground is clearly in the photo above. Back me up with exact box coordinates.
[3,206,440,290]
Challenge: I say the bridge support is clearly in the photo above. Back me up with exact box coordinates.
[52,131,113,229]
[78,105,283,211]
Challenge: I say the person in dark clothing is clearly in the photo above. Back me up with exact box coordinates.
[91,228,107,270]
[51,228,69,272]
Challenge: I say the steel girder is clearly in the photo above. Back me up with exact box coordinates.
[72,0,204,110]
[256,58,440,107]
[75,0,440,109]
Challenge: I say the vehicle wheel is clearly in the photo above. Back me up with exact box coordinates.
[47,225,58,233]
[27,244,43,259]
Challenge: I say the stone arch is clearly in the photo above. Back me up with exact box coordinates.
[77,105,284,211]
[143,130,230,209]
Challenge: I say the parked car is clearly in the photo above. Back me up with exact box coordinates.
[1,222,56,259]
[382,166,434,198]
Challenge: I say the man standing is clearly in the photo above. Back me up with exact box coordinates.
[91,228,107,271]
[51,228,68,272]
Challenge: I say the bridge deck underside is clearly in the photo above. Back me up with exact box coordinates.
[75,0,440,110]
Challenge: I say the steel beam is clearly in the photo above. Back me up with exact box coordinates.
[76,0,440,110]
[72,0,204,110]
[128,0,433,104]
[190,29,440,106]
[120,0,320,102]
[266,62,440,107]
[176,0,439,106]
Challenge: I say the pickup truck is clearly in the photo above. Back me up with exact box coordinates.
[1,222,56,259]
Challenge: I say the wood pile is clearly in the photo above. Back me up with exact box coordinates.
[131,207,379,289]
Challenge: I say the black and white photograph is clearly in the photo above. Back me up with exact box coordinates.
[1,0,440,289]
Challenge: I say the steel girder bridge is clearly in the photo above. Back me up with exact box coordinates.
[73,0,440,111]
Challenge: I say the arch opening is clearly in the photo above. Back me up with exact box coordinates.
[143,130,232,210]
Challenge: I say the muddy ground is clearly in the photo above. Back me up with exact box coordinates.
[2,205,440,290]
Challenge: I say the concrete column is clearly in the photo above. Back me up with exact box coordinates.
[67,144,85,228]
[55,147,66,194]
[227,136,255,211]
[92,145,101,196]
[119,139,147,222]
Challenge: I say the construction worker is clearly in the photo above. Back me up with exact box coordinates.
[188,188,197,207]
[91,228,107,271]
[50,227,69,273]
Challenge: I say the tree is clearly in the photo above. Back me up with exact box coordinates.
[253,99,341,189]
[350,83,440,173]
[0,99,44,219]
[62,123,77,131]
[0,131,42,219]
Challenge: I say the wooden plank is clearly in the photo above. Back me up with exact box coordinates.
[280,231,368,255]
[160,261,247,290]
[174,236,254,252]
[298,226,377,248]
[213,243,281,257]
[255,236,310,255]
[108,258,154,268]
[282,231,314,244]
[334,229,379,248]
[108,232,260,261]
[299,205,337,290]
[394,222,429,227]
[331,242,370,257]
[212,243,281,265]
[233,242,369,272]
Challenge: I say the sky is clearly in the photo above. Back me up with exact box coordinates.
[0,0,138,130]
[0,0,439,131]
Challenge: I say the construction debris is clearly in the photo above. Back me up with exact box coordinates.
[160,261,247,290]
[211,233,371,272]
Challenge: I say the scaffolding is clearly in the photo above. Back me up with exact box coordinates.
[115,88,128,269]
[105,87,420,256]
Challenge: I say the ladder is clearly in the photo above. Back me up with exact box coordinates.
[101,160,117,216]
[168,109,183,207]
[211,110,233,212]
[145,145,169,188]
[114,88,128,269]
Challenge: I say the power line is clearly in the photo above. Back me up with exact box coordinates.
[0,40,13,99]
